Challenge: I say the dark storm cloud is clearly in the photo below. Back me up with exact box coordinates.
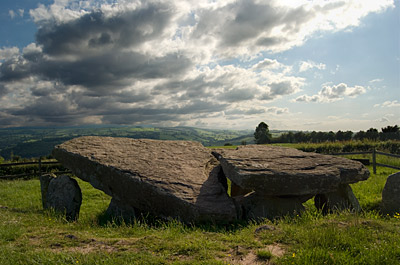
[153,75,221,99]
[36,2,174,56]
[0,111,25,127]
[220,1,282,46]
[0,3,192,93]
[269,81,297,96]
[0,84,8,98]
[98,100,227,125]
[35,51,191,90]
[99,99,227,116]
[217,88,256,102]
[11,96,77,118]
[154,71,262,103]
[256,37,287,47]
[0,57,32,82]
[193,0,314,50]
[2,0,382,128]
[225,108,266,115]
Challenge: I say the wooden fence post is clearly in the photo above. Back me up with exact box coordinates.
[372,148,376,174]
[39,157,42,177]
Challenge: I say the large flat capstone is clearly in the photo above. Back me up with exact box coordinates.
[53,136,237,223]
[212,145,369,196]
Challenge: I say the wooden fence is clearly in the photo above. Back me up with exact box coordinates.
[1,148,399,179]
[332,148,400,174]
[0,158,71,180]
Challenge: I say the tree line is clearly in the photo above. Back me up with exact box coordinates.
[254,123,400,144]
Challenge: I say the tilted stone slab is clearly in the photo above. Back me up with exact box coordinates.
[53,136,237,223]
[382,172,400,215]
[213,145,369,196]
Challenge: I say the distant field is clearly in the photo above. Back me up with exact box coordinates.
[0,126,255,160]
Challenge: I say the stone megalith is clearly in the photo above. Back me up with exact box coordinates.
[45,174,82,221]
[213,145,369,219]
[106,198,137,222]
[382,172,400,215]
[314,184,362,214]
[40,173,54,209]
[53,137,237,223]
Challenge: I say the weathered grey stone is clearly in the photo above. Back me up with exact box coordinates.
[314,184,361,214]
[235,192,306,220]
[40,173,55,209]
[46,175,82,221]
[213,145,369,196]
[106,198,136,221]
[382,172,400,215]
[53,137,237,223]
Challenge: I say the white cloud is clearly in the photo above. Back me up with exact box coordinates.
[253,58,282,70]
[374,100,400,108]
[294,83,366,103]
[0,47,20,61]
[18,9,25,17]
[299,60,326,72]
[0,0,395,128]
[369,78,384,83]
[379,117,390,122]
[9,9,25,19]
[9,10,16,19]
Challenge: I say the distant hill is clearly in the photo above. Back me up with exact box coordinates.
[0,125,257,159]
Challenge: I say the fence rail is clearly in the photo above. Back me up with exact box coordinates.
[333,149,400,174]
[1,148,399,179]
[0,158,71,180]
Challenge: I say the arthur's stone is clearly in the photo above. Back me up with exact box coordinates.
[53,137,237,223]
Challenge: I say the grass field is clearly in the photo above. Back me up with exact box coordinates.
[1,158,400,264]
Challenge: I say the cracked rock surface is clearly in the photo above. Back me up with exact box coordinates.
[213,145,369,196]
[53,136,237,223]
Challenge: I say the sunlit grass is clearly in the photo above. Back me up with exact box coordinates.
[1,147,400,264]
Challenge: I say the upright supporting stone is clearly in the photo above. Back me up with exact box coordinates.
[40,173,55,209]
[235,192,306,220]
[382,172,400,215]
[106,198,136,222]
[314,184,361,214]
[46,175,82,221]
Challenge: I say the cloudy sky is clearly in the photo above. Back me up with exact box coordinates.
[0,0,399,131]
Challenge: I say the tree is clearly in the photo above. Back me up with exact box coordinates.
[254,122,272,144]
[381,125,399,133]
[354,130,366,141]
[380,125,400,140]
[365,128,379,141]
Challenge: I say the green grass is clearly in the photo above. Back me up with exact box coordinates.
[1,166,400,264]
[256,249,273,261]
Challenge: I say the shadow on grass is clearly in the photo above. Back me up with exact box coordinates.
[362,200,382,213]
[94,209,251,232]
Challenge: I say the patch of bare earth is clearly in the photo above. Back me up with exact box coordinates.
[27,232,140,254]
[225,244,286,265]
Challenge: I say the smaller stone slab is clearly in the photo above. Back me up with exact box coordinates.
[382,172,400,215]
[213,145,369,196]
